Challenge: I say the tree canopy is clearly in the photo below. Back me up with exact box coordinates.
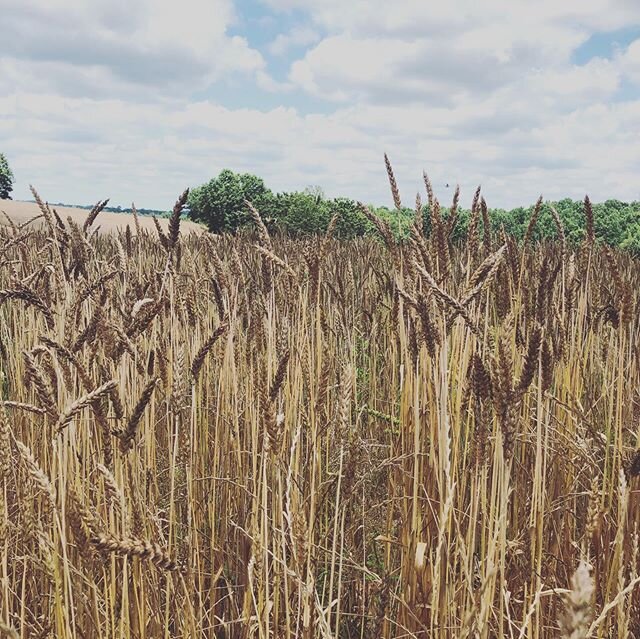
[187,169,272,233]
[0,154,14,200]
[187,169,640,254]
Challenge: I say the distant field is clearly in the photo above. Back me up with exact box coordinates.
[0,199,203,234]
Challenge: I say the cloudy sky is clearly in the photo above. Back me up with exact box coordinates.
[2,0,640,210]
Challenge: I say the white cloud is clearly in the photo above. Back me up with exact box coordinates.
[261,0,640,34]
[268,26,319,56]
[615,39,640,86]
[1,0,640,210]
[282,4,630,104]
[255,70,294,92]
[4,82,640,211]
[0,0,268,96]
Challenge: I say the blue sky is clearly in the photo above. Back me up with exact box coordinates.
[2,0,640,210]
[573,27,640,64]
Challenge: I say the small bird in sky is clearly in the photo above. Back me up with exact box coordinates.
[445,183,450,188]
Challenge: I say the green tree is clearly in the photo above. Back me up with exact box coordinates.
[185,168,640,252]
[0,154,14,200]
[331,198,370,239]
[621,222,640,255]
[188,169,272,233]
[272,191,331,235]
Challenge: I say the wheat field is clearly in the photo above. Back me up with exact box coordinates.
[0,178,639,638]
[0,199,203,235]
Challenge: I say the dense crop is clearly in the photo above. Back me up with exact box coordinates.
[1,178,640,638]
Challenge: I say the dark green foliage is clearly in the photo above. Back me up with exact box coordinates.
[488,198,640,249]
[0,153,14,200]
[270,194,374,239]
[187,170,371,238]
[419,197,640,253]
[330,198,371,239]
[188,169,272,233]
[187,169,640,253]
[264,191,331,236]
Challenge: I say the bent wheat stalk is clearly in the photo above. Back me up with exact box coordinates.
[56,380,117,433]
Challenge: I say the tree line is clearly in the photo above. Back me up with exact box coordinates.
[4,153,640,252]
[187,169,640,252]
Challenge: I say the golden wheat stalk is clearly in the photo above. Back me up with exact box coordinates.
[191,322,228,380]
[245,199,272,248]
[56,380,117,433]
[384,153,402,209]
[14,439,56,509]
[117,378,159,453]
[90,533,182,572]
[413,260,479,334]
[254,245,298,280]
